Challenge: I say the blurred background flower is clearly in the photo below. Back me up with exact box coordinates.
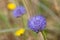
[13,6,26,18]
[14,28,25,37]
[7,3,16,10]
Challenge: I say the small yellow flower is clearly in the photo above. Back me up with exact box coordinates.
[7,3,16,10]
[14,28,25,36]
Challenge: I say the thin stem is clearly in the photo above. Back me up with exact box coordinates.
[41,31,47,40]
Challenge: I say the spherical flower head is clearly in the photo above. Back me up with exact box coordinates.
[28,15,46,33]
[13,6,26,18]
[7,3,16,10]
[14,28,25,36]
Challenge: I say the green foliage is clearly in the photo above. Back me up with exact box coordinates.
[0,11,11,29]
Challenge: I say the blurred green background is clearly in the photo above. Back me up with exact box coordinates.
[0,0,60,40]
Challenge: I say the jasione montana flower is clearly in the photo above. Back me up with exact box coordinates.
[28,15,46,33]
[13,6,26,17]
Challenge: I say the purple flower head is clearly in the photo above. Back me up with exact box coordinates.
[28,15,46,33]
[13,6,26,17]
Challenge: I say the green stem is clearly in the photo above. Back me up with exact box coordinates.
[41,31,47,40]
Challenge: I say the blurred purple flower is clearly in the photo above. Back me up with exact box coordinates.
[28,15,46,33]
[13,6,26,17]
